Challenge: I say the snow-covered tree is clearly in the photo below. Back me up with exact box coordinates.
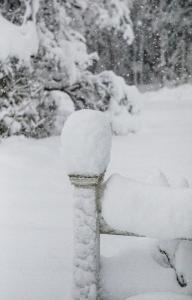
[0,0,136,138]
[129,0,192,86]
[82,0,134,78]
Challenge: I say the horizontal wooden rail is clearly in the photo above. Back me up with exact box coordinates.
[99,215,145,237]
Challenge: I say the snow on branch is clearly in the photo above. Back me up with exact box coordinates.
[95,0,134,44]
[0,12,39,63]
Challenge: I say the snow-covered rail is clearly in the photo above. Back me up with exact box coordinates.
[61,109,192,300]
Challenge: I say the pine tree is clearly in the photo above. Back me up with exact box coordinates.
[129,0,192,86]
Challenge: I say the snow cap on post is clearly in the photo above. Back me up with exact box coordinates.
[61,109,112,177]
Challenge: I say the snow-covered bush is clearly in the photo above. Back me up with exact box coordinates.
[0,0,137,138]
[35,1,98,89]
[0,2,81,138]
[0,0,27,25]
[99,71,141,135]
[0,58,40,137]
[35,0,136,138]
[68,71,141,135]
[0,58,75,138]
[35,0,139,136]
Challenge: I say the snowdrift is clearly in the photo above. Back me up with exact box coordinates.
[128,293,191,300]
[102,174,192,239]
[101,237,192,300]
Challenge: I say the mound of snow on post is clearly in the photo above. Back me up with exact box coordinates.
[128,292,191,300]
[61,109,112,176]
[102,174,192,239]
[0,14,39,62]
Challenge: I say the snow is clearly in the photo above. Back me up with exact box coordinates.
[102,173,192,239]
[155,240,192,289]
[49,91,75,135]
[110,108,141,135]
[128,292,192,300]
[174,240,192,288]
[38,4,97,86]
[145,170,170,187]
[100,237,192,300]
[0,137,73,300]
[73,186,99,300]
[0,14,39,63]
[0,85,192,299]
[98,0,134,44]
[61,109,112,176]
[142,84,192,103]
[100,71,141,135]
[109,89,192,187]
[51,91,74,116]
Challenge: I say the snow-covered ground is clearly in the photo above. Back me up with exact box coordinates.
[0,85,192,299]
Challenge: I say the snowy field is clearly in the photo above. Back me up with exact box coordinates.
[0,86,192,300]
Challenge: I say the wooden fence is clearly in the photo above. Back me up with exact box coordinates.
[62,109,192,300]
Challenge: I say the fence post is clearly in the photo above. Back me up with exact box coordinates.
[61,109,112,300]
[70,174,104,300]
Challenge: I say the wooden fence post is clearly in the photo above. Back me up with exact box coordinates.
[69,174,104,300]
[61,109,112,300]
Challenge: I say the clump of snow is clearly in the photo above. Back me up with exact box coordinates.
[155,240,192,290]
[102,174,192,239]
[49,91,75,135]
[110,109,141,135]
[125,85,143,114]
[173,241,192,288]
[61,109,112,176]
[153,240,180,270]
[101,236,191,300]
[145,170,191,189]
[99,71,141,135]
[58,35,98,85]
[0,14,39,63]
[2,116,22,136]
[39,4,98,86]
[178,178,190,188]
[128,292,191,300]
[145,170,170,187]
[98,0,134,44]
